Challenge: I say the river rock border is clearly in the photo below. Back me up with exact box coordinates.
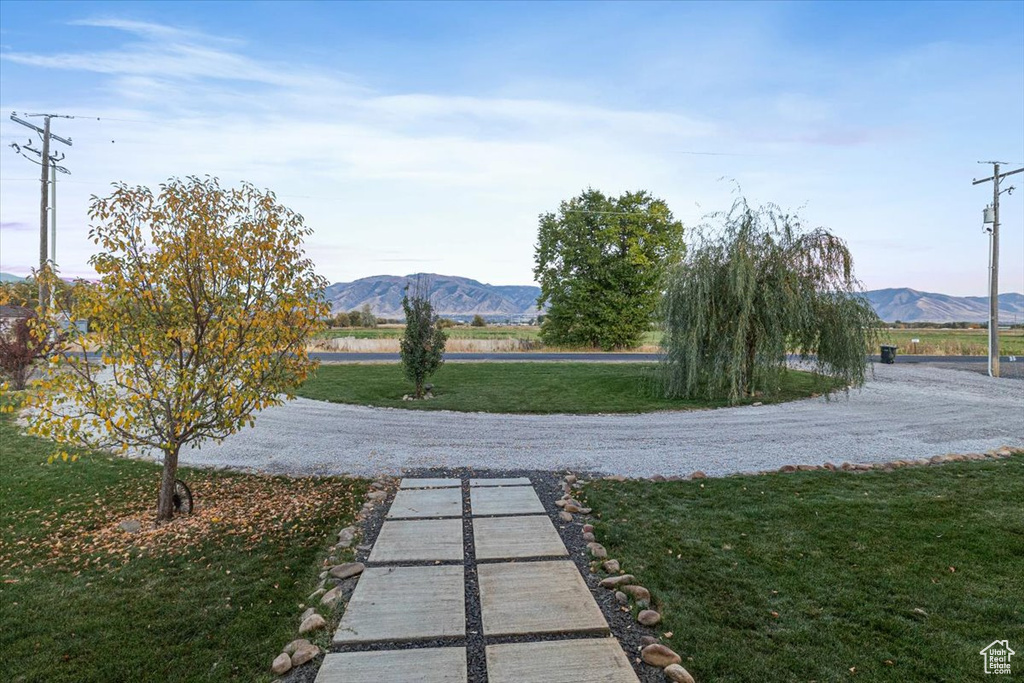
[555,473,696,683]
[270,476,395,680]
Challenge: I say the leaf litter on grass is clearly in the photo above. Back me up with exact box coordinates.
[0,469,363,575]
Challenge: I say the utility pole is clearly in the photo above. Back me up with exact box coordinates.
[973,161,1023,378]
[8,112,73,312]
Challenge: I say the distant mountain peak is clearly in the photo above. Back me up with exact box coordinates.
[324,273,542,318]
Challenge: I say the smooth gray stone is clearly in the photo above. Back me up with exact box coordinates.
[332,565,465,644]
[473,515,568,560]
[399,478,462,489]
[369,519,464,563]
[387,487,463,519]
[478,560,609,636]
[468,477,532,487]
[315,648,467,683]
[486,638,639,683]
[470,486,545,516]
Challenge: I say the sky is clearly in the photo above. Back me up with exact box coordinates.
[0,0,1022,295]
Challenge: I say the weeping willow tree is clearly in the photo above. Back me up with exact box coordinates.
[659,199,879,403]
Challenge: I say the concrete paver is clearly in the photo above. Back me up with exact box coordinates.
[333,565,465,644]
[387,487,463,519]
[316,648,467,683]
[473,515,568,560]
[486,639,639,683]
[470,486,545,516]
[478,560,609,636]
[368,519,464,563]
[469,477,532,487]
[400,478,462,489]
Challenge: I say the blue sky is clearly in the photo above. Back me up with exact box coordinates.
[1,0,1022,295]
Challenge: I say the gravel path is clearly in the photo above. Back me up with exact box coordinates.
[175,364,1023,478]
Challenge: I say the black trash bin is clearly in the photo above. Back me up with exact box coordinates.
[880,345,897,364]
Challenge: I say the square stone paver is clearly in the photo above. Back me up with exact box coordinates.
[486,639,639,683]
[316,648,467,683]
[478,560,609,636]
[473,515,568,560]
[333,565,465,644]
[387,487,463,519]
[469,477,532,487]
[400,478,462,489]
[470,486,545,516]
[369,519,464,563]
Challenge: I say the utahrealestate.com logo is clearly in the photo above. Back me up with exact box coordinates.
[980,640,1015,675]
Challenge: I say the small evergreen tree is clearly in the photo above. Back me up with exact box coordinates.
[400,285,447,398]
[471,314,487,327]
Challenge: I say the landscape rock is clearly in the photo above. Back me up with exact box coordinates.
[271,652,292,675]
[588,543,607,559]
[664,663,696,683]
[321,586,344,609]
[615,591,629,604]
[602,559,620,573]
[604,474,627,482]
[599,574,635,589]
[582,532,596,543]
[300,607,316,622]
[118,519,142,533]
[690,471,707,479]
[640,635,659,647]
[367,490,387,501]
[558,511,573,523]
[564,504,582,513]
[298,613,326,634]
[641,643,681,668]
[582,524,594,533]
[330,562,365,580]
[284,638,312,655]
[637,609,661,626]
[649,474,667,482]
[307,588,326,602]
[778,465,797,473]
[565,474,577,484]
[290,641,321,668]
[554,499,567,508]
[622,585,651,602]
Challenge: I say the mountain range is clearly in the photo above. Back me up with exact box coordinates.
[4,271,1022,323]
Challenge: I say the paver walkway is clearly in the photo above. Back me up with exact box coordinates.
[315,478,639,683]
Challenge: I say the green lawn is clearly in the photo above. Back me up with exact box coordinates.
[295,362,837,413]
[0,396,366,683]
[583,459,1024,682]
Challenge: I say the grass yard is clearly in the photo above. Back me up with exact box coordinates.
[0,396,366,683]
[583,458,1024,682]
[881,328,1024,356]
[295,362,838,413]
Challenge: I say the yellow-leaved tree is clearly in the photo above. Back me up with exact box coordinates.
[28,177,329,521]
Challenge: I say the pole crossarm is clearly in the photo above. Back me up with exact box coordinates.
[973,167,1023,185]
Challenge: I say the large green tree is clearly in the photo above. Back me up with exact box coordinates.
[659,198,879,404]
[534,189,683,350]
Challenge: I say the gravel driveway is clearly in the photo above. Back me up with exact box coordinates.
[175,364,1023,478]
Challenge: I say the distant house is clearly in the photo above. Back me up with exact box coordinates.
[0,304,33,338]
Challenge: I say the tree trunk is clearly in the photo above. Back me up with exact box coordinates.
[156,445,180,522]
[744,332,757,397]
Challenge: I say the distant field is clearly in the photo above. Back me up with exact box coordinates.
[881,329,1024,356]
[316,325,1023,355]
